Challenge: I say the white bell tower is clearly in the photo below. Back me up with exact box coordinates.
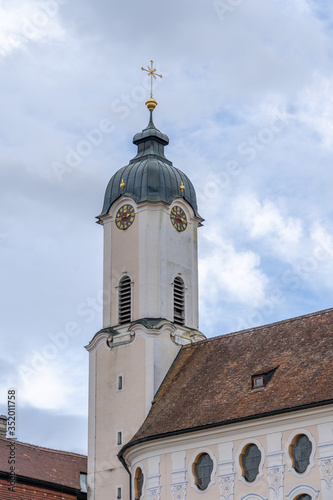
[86,93,204,500]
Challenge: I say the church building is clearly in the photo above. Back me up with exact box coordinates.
[86,68,333,500]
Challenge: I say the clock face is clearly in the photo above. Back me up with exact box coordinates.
[170,206,187,232]
[115,204,135,230]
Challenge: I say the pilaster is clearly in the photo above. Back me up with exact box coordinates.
[318,422,333,499]
[171,451,187,500]
[218,442,235,500]
[266,432,284,500]
[147,456,161,500]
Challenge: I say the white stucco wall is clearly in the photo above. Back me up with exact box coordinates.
[124,406,333,500]
[100,197,201,330]
[86,323,189,500]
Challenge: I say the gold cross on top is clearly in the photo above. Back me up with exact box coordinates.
[141,60,162,98]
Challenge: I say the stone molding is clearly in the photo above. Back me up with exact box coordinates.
[171,482,188,500]
[266,465,285,497]
[318,456,333,489]
[218,473,235,500]
[147,486,162,500]
[286,484,319,499]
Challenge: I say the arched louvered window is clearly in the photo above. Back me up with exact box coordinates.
[174,277,185,326]
[118,276,131,324]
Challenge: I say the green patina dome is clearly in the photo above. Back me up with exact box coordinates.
[99,112,200,218]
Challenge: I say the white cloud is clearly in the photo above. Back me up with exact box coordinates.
[0,0,67,56]
[297,75,333,148]
[311,224,333,256]
[233,194,303,253]
[199,228,269,307]
[228,196,333,290]
[18,361,86,415]
[301,224,333,287]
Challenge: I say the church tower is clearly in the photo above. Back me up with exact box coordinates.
[86,67,204,500]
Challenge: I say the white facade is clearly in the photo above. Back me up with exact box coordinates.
[99,196,201,330]
[86,191,204,500]
[123,406,333,500]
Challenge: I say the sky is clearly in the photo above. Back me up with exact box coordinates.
[1,0,333,455]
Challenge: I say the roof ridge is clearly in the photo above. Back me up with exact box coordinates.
[186,306,333,347]
[0,437,86,458]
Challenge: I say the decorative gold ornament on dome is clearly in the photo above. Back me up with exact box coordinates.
[120,178,125,190]
[141,60,162,111]
[180,181,185,193]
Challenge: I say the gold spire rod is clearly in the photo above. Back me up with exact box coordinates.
[141,60,162,98]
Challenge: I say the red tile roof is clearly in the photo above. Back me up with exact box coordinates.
[126,308,333,448]
[0,479,77,500]
[0,438,86,490]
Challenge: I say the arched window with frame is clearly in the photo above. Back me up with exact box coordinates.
[290,434,312,474]
[118,275,131,324]
[134,467,144,500]
[241,443,261,482]
[193,453,214,490]
[173,277,185,326]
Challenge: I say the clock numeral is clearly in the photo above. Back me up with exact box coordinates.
[115,204,135,230]
[170,206,187,232]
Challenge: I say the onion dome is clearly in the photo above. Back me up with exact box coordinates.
[98,110,200,219]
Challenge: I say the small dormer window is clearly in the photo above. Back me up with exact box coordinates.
[119,276,131,324]
[253,376,264,388]
[251,367,278,390]
[174,277,185,326]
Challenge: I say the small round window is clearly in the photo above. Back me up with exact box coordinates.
[241,443,261,482]
[193,453,214,490]
[296,495,311,500]
[134,467,144,500]
[291,434,312,474]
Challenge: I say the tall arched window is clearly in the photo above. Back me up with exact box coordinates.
[118,275,131,324]
[134,468,144,500]
[174,277,185,326]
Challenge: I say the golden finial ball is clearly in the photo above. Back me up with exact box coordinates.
[145,97,157,111]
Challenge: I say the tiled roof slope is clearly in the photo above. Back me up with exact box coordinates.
[0,438,86,489]
[0,480,76,500]
[128,308,333,446]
